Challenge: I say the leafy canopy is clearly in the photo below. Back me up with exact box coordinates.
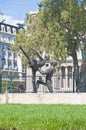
[15,0,86,67]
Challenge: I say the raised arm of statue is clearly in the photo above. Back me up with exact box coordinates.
[31,48,44,61]
[19,46,33,66]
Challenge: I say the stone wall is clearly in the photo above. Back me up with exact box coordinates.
[0,93,86,104]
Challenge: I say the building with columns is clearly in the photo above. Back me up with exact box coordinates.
[54,50,82,92]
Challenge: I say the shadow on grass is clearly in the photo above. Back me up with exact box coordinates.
[0,128,17,130]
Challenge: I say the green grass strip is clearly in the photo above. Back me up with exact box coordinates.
[0,104,86,130]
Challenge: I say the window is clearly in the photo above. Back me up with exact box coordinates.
[14,62,18,70]
[8,61,12,69]
[7,26,11,33]
[2,36,6,42]
[14,53,17,59]
[13,28,17,34]
[2,60,7,69]
[2,60,6,65]
[8,37,11,42]
[6,45,10,51]
[2,45,5,51]
[8,52,12,58]
[1,25,5,32]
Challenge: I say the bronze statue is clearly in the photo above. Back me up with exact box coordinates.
[37,60,57,93]
[19,46,49,93]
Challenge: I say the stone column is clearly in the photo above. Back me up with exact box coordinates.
[25,67,33,92]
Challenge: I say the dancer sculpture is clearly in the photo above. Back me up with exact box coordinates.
[37,60,57,93]
[19,46,49,93]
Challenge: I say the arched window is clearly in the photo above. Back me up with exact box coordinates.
[1,25,5,32]
[13,28,17,34]
[7,26,11,33]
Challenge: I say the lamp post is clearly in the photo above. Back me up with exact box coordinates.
[79,0,86,59]
[80,40,86,60]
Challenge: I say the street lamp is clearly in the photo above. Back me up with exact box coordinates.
[80,40,86,59]
[80,40,84,50]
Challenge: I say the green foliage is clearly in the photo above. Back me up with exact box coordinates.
[1,80,18,93]
[0,104,86,129]
[64,0,86,55]
[15,30,26,44]
[15,0,86,70]
[11,30,26,54]
[32,0,67,61]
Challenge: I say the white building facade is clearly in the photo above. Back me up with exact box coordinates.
[0,22,25,83]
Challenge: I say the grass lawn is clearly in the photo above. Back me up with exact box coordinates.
[0,104,86,130]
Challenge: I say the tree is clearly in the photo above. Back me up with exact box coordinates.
[64,0,86,70]
[62,0,86,91]
[38,0,86,71]
[15,0,86,82]
[20,0,68,63]
[38,0,86,90]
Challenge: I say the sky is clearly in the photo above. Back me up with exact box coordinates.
[0,0,41,25]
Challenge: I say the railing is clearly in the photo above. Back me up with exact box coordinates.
[0,72,77,93]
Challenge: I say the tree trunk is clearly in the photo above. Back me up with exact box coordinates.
[78,60,86,92]
[72,51,79,92]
